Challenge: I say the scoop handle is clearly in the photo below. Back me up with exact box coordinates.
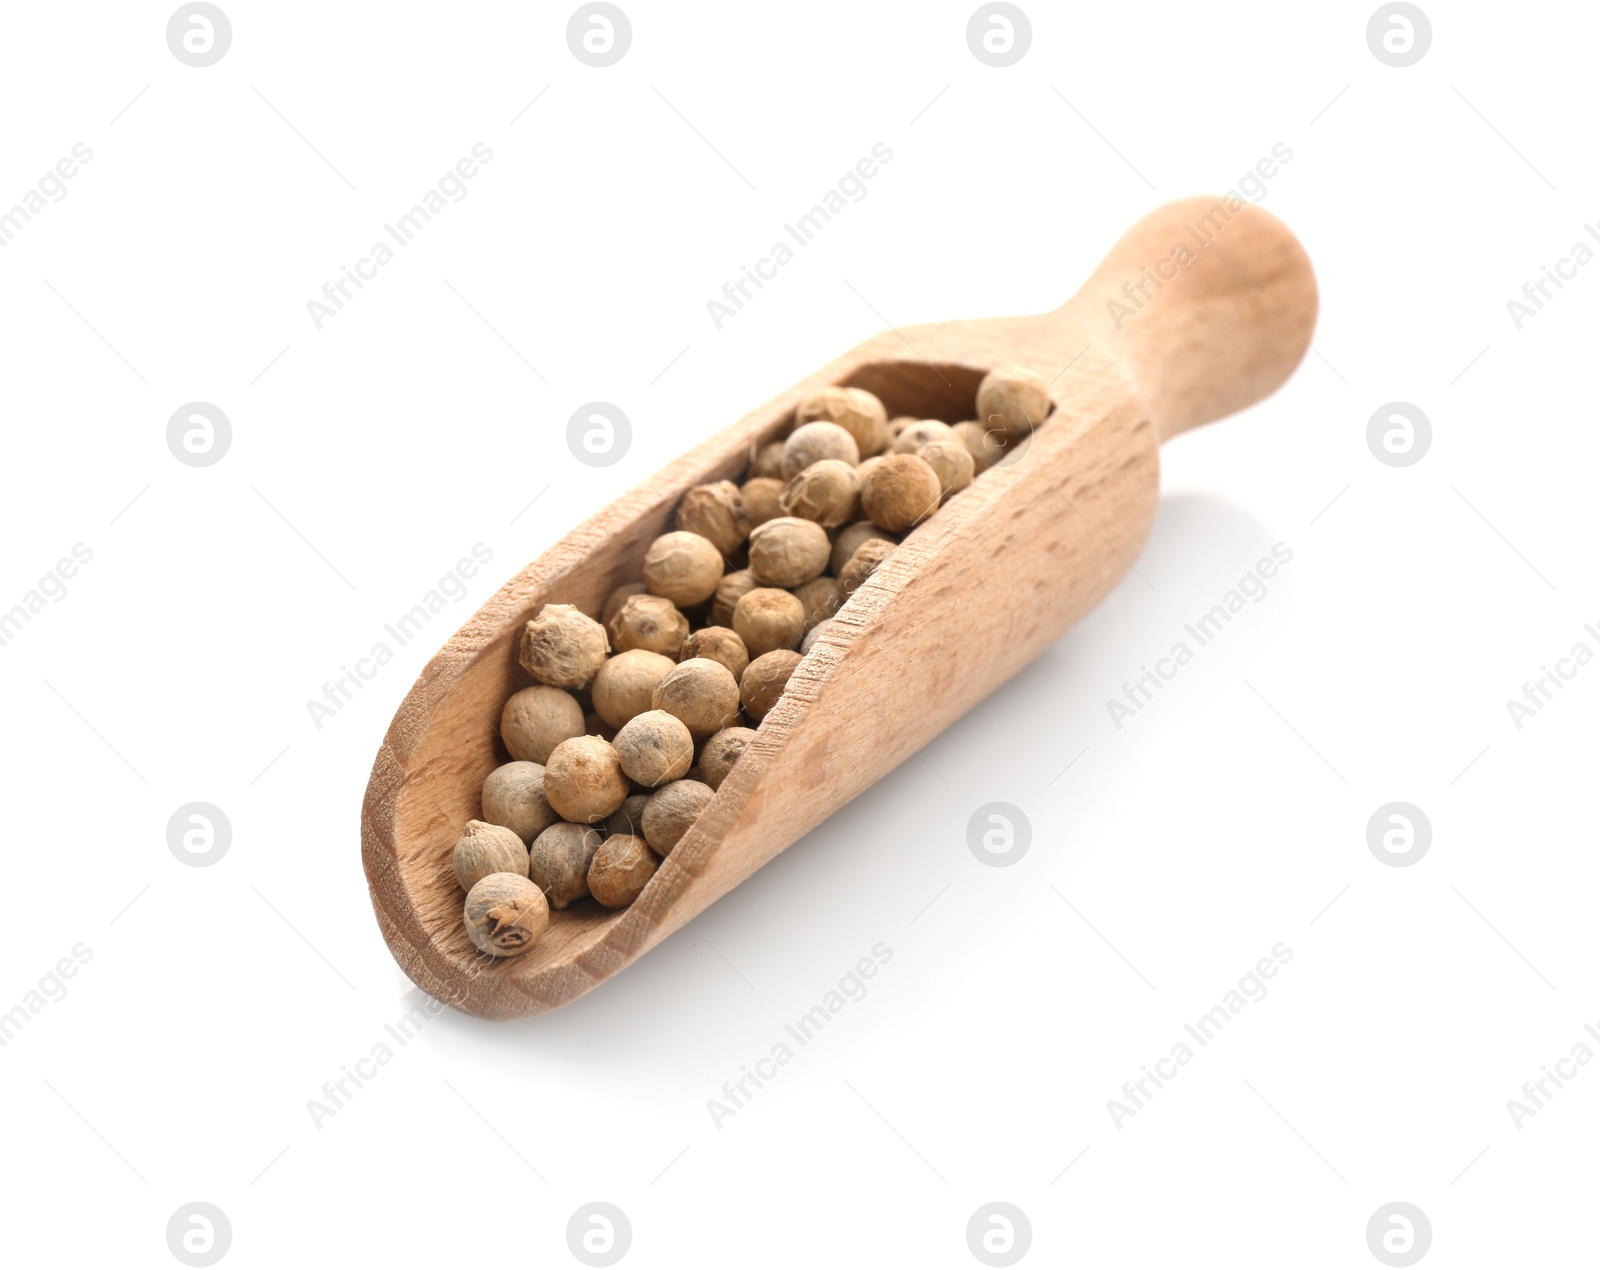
[1041,196,1319,443]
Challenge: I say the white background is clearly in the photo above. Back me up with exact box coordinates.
[1,1,1594,1266]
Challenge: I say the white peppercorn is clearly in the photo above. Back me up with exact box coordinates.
[501,685,585,764]
[918,438,976,498]
[463,873,548,957]
[602,580,648,626]
[733,587,806,657]
[749,439,786,480]
[588,834,660,909]
[781,421,859,478]
[591,648,676,729]
[794,575,841,631]
[643,530,724,607]
[642,779,715,854]
[860,453,940,532]
[604,792,651,838]
[952,420,1009,471]
[830,520,897,575]
[741,650,802,722]
[801,620,830,654]
[976,364,1050,441]
[612,709,695,787]
[584,711,617,743]
[780,459,861,528]
[838,537,897,597]
[680,626,749,681]
[518,603,609,689]
[675,480,750,556]
[741,477,785,528]
[795,386,892,457]
[748,517,830,588]
[529,821,604,909]
[892,419,956,454]
[453,820,530,892]
[699,726,756,791]
[481,761,559,844]
[709,569,756,629]
[652,657,741,737]
[888,415,916,437]
[543,735,629,823]
[608,593,691,656]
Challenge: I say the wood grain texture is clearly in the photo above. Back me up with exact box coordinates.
[361,196,1319,1019]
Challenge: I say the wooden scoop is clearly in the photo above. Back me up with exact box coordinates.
[362,196,1318,1020]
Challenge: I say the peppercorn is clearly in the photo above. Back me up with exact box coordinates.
[780,459,861,528]
[651,657,741,737]
[642,779,715,854]
[892,419,956,454]
[481,761,559,844]
[740,477,785,528]
[976,364,1050,441]
[918,438,976,499]
[602,580,648,626]
[643,530,725,607]
[794,386,892,457]
[709,568,756,629]
[794,575,841,631]
[675,480,750,556]
[463,873,548,957]
[747,517,830,588]
[543,735,629,823]
[860,453,941,532]
[529,821,604,909]
[781,421,859,478]
[838,537,897,597]
[888,415,915,437]
[749,439,786,480]
[680,626,749,681]
[952,421,1008,472]
[608,592,691,656]
[733,587,807,657]
[740,650,802,722]
[801,619,830,654]
[453,819,530,892]
[501,685,585,764]
[830,520,897,575]
[588,834,661,908]
[591,648,676,729]
[612,709,695,787]
[699,726,756,790]
[518,603,609,689]
[604,792,651,838]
